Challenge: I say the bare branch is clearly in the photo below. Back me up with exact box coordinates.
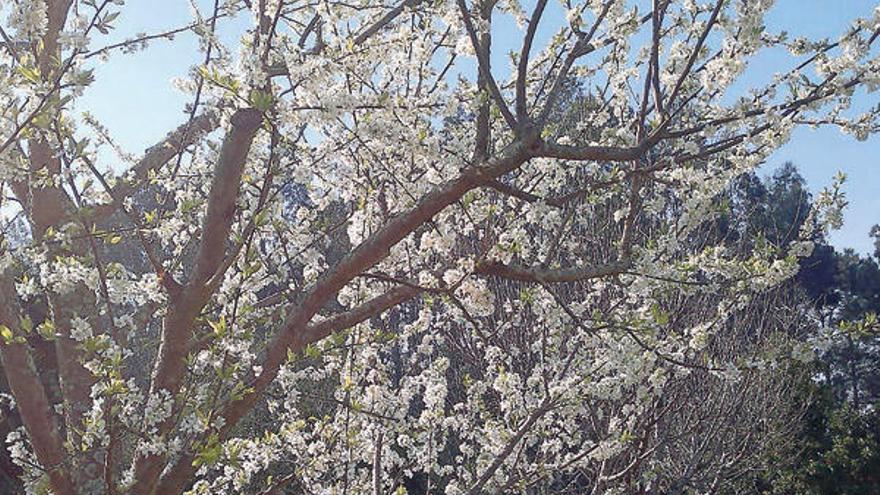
[456,0,518,130]
[90,111,220,222]
[515,0,548,121]
[465,397,555,495]
[537,0,615,126]
[354,0,423,46]
[475,259,630,283]
[666,0,724,109]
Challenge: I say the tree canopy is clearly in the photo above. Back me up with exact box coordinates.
[0,1,879,494]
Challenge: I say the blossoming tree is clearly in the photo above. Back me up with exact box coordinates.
[0,0,878,493]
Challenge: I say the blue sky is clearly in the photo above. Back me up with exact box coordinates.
[758,0,880,256]
[76,0,880,254]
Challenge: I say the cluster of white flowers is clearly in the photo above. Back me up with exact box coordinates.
[7,0,47,39]
[455,277,495,317]
[1,0,877,493]
[58,14,90,51]
[5,428,39,482]
[69,315,93,342]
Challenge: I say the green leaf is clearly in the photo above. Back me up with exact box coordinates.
[209,315,227,338]
[243,261,262,279]
[229,383,254,402]
[20,315,33,333]
[16,65,41,84]
[0,325,14,345]
[192,434,222,468]
[73,69,95,87]
[74,138,89,157]
[38,320,56,341]
[181,198,200,215]
[304,343,321,359]
[651,303,670,326]
[249,89,274,112]
[253,209,269,227]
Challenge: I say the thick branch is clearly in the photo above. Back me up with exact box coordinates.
[254,139,530,376]
[130,108,261,495]
[190,108,262,287]
[0,276,75,495]
[0,344,76,495]
[372,431,384,495]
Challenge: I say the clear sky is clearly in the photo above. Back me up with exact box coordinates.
[759,1,880,256]
[75,0,880,255]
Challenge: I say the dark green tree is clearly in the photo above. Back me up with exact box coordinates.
[743,164,880,495]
